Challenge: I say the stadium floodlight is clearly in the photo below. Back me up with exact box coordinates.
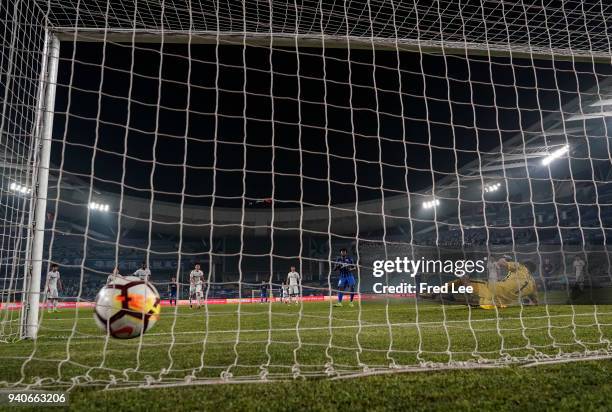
[541,144,569,165]
[422,199,440,209]
[484,182,501,193]
[9,182,32,194]
[89,201,110,212]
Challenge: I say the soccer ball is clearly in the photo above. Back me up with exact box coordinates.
[94,276,161,339]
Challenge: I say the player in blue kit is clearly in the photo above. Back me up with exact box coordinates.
[168,276,178,306]
[333,248,356,307]
[260,280,268,303]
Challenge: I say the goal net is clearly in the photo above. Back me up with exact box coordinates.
[1,0,612,389]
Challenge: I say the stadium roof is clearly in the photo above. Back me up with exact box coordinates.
[432,75,612,197]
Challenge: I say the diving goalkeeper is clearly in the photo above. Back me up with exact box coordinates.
[426,257,538,309]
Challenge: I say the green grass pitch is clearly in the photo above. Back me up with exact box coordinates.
[2,300,612,410]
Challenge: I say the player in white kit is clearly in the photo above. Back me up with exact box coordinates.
[45,264,62,313]
[133,262,151,282]
[485,256,499,297]
[281,281,289,304]
[573,255,586,290]
[107,267,123,285]
[189,263,205,309]
[487,257,498,284]
[286,266,301,305]
[568,255,588,303]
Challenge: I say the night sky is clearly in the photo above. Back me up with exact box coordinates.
[50,41,604,208]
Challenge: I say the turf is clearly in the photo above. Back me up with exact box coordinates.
[2,300,612,411]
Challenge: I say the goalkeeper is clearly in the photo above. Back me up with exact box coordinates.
[427,257,538,309]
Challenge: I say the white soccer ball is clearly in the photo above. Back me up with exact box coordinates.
[94,276,161,339]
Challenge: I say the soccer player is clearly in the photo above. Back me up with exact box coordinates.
[189,263,204,309]
[281,281,289,304]
[169,276,178,306]
[568,255,588,303]
[133,262,151,282]
[572,255,586,290]
[107,267,123,285]
[491,257,539,307]
[286,266,301,305]
[333,248,356,307]
[485,257,499,302]
[487,257,498,285]
[260,280,269,303]
[427,257,538,309]
[45,264,62,313]
[541,258,554,289]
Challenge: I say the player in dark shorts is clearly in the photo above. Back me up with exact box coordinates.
[333,248,357,307]
[260,280,268,303]
[169,276,178,306]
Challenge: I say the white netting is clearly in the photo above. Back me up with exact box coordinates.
[0,0,47,341]
[1,0,612,390]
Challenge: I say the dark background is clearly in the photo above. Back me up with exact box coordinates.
[51,42,605,208]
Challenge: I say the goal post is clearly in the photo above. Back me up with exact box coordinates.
[14,14,612,343]
[20,33,60,339]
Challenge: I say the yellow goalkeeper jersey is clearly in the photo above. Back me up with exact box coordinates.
[470,262,538,308]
